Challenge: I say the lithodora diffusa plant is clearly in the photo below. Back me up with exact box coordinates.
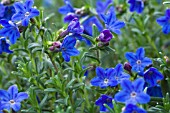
[0,0,170,113]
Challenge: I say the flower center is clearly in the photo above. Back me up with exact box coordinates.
[25,12,30,17]
[115,76,119,80]
[10,100,15,104]
[130,92,137,97]
[148,71,153,75]
[132,111,137,113]
[106,98,112,103]
[136,60,141,64]
[104,78,109,84]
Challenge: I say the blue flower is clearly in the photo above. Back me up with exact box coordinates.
[90,67,118,88]
[96,0,113,13]
[58,0,75,15]
[0,37,13,54]
[82,16,103,36]
[146,85,163,98]
[156,9,170,34]
[95,94,113,112]
[144,67,164,87]
[12,0,40,26]
[0,5,16,20]
[114,78,150,105]
[100,7,125,35]
[113,64,130,84]
[67,18,84,34]
[0,20,20,44]
[123,104,146,113]
[60,36,80,62]
[125,47,152,73]
[0,85,28,112]
[128,0,145,14]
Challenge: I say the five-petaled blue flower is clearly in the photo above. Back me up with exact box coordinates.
[113,64,130,84]
[0,20,20,44]
[128,0,145,14]
[0,37,13,54]
[123,104,146,113]
[100,7,125,35]
[125,47,152,73]
[0,85,28,112]
[146,85,163,98]
[95,94,113,112]
[96,0,113,13]
[90,67,118,88]
[156,9,170,34]
[60,36,80,62]
[144,67,164,87]
[12,0,40,26]
[114,78,150,105]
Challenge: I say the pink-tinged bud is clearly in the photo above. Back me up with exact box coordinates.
[53,41,61,48]
[59,30,69,38]
[124,62,132,72]
[164,56,170,65]
[49,46,55,51]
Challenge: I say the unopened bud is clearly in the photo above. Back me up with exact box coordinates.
[59,30,69,38]
[124,62,132,72]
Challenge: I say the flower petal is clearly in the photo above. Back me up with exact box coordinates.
[156,16,168,26]
[12,13,25,21]
[121,79,133,91]
[22,17,30,26]
[7,85,18,100]
[62,51,70,62]
[10,102,21,112]
[136,92,150,104]
[114,90,130,103]
[63,48,80,56]
[25,0,34,11]
[132,78,144,93]
[125,52,137,63]
[14,2,25,12]
[96,67,105,79]
[136,47,145,59]
[0,90,9,101]
[29,8,40,18]
[15,92,28,102]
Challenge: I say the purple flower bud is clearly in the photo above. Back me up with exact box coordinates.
[53,41,61,48]
[49,41,61,52]
[59,30,69,38]
[49,46,55,51]
[64,13,78,23]
[124,62,132,72]
[67,18,84,34]
[98,29,113,43]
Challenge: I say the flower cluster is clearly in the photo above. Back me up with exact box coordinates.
[0,0,39,54]
[0,0,168,112]
[90,47,164,112]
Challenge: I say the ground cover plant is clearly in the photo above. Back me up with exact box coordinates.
[0,0,170,113]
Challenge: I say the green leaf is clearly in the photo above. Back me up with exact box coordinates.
[44,88,58,92]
